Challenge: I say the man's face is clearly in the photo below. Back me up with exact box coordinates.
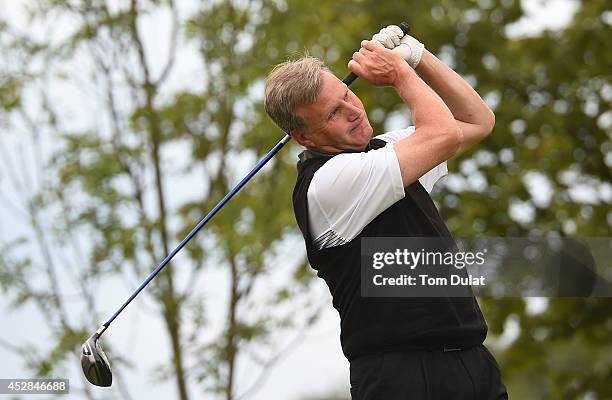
[293,71,373,153]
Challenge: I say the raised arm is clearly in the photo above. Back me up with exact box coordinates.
[349,40,462,187]
[369,26,495,157]
[415,50,495,156]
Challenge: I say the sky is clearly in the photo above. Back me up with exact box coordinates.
[0,1,583,399]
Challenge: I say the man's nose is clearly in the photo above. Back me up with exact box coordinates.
[346,103,361,122]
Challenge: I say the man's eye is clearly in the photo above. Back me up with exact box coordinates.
[329,108,339,120]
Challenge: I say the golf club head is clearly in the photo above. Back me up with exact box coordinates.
[81,333,112,387]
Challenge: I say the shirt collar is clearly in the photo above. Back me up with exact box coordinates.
[297,148,336,163]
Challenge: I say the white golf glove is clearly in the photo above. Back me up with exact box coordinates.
[371,25,425,68]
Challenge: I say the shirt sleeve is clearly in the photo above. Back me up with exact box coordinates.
[374,126,415,143]
[376,126,449,194]
[307,143,405,249]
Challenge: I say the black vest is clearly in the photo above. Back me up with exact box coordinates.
[292,139,487,361]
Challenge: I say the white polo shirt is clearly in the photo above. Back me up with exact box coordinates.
[308,126,448,250]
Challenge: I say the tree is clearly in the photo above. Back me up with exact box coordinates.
[1,1,323,399]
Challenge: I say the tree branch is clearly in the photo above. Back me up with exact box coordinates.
[154,0,179,86]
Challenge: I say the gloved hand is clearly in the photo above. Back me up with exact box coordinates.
[371,25,425,68]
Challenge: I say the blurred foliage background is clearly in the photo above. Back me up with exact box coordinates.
[0,0,610,399]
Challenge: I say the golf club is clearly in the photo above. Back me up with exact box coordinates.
[81,21,411,387]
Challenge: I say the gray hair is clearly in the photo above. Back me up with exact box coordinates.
[264,56,330,133]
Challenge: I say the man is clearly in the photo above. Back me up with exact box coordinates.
[264,26,508,399]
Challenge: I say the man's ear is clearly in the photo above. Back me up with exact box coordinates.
[290,130,312,147]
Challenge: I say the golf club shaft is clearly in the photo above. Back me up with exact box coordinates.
[99,134,292,335]
[96,22,410,338]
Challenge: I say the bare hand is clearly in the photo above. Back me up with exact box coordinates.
[348,40,413,87]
